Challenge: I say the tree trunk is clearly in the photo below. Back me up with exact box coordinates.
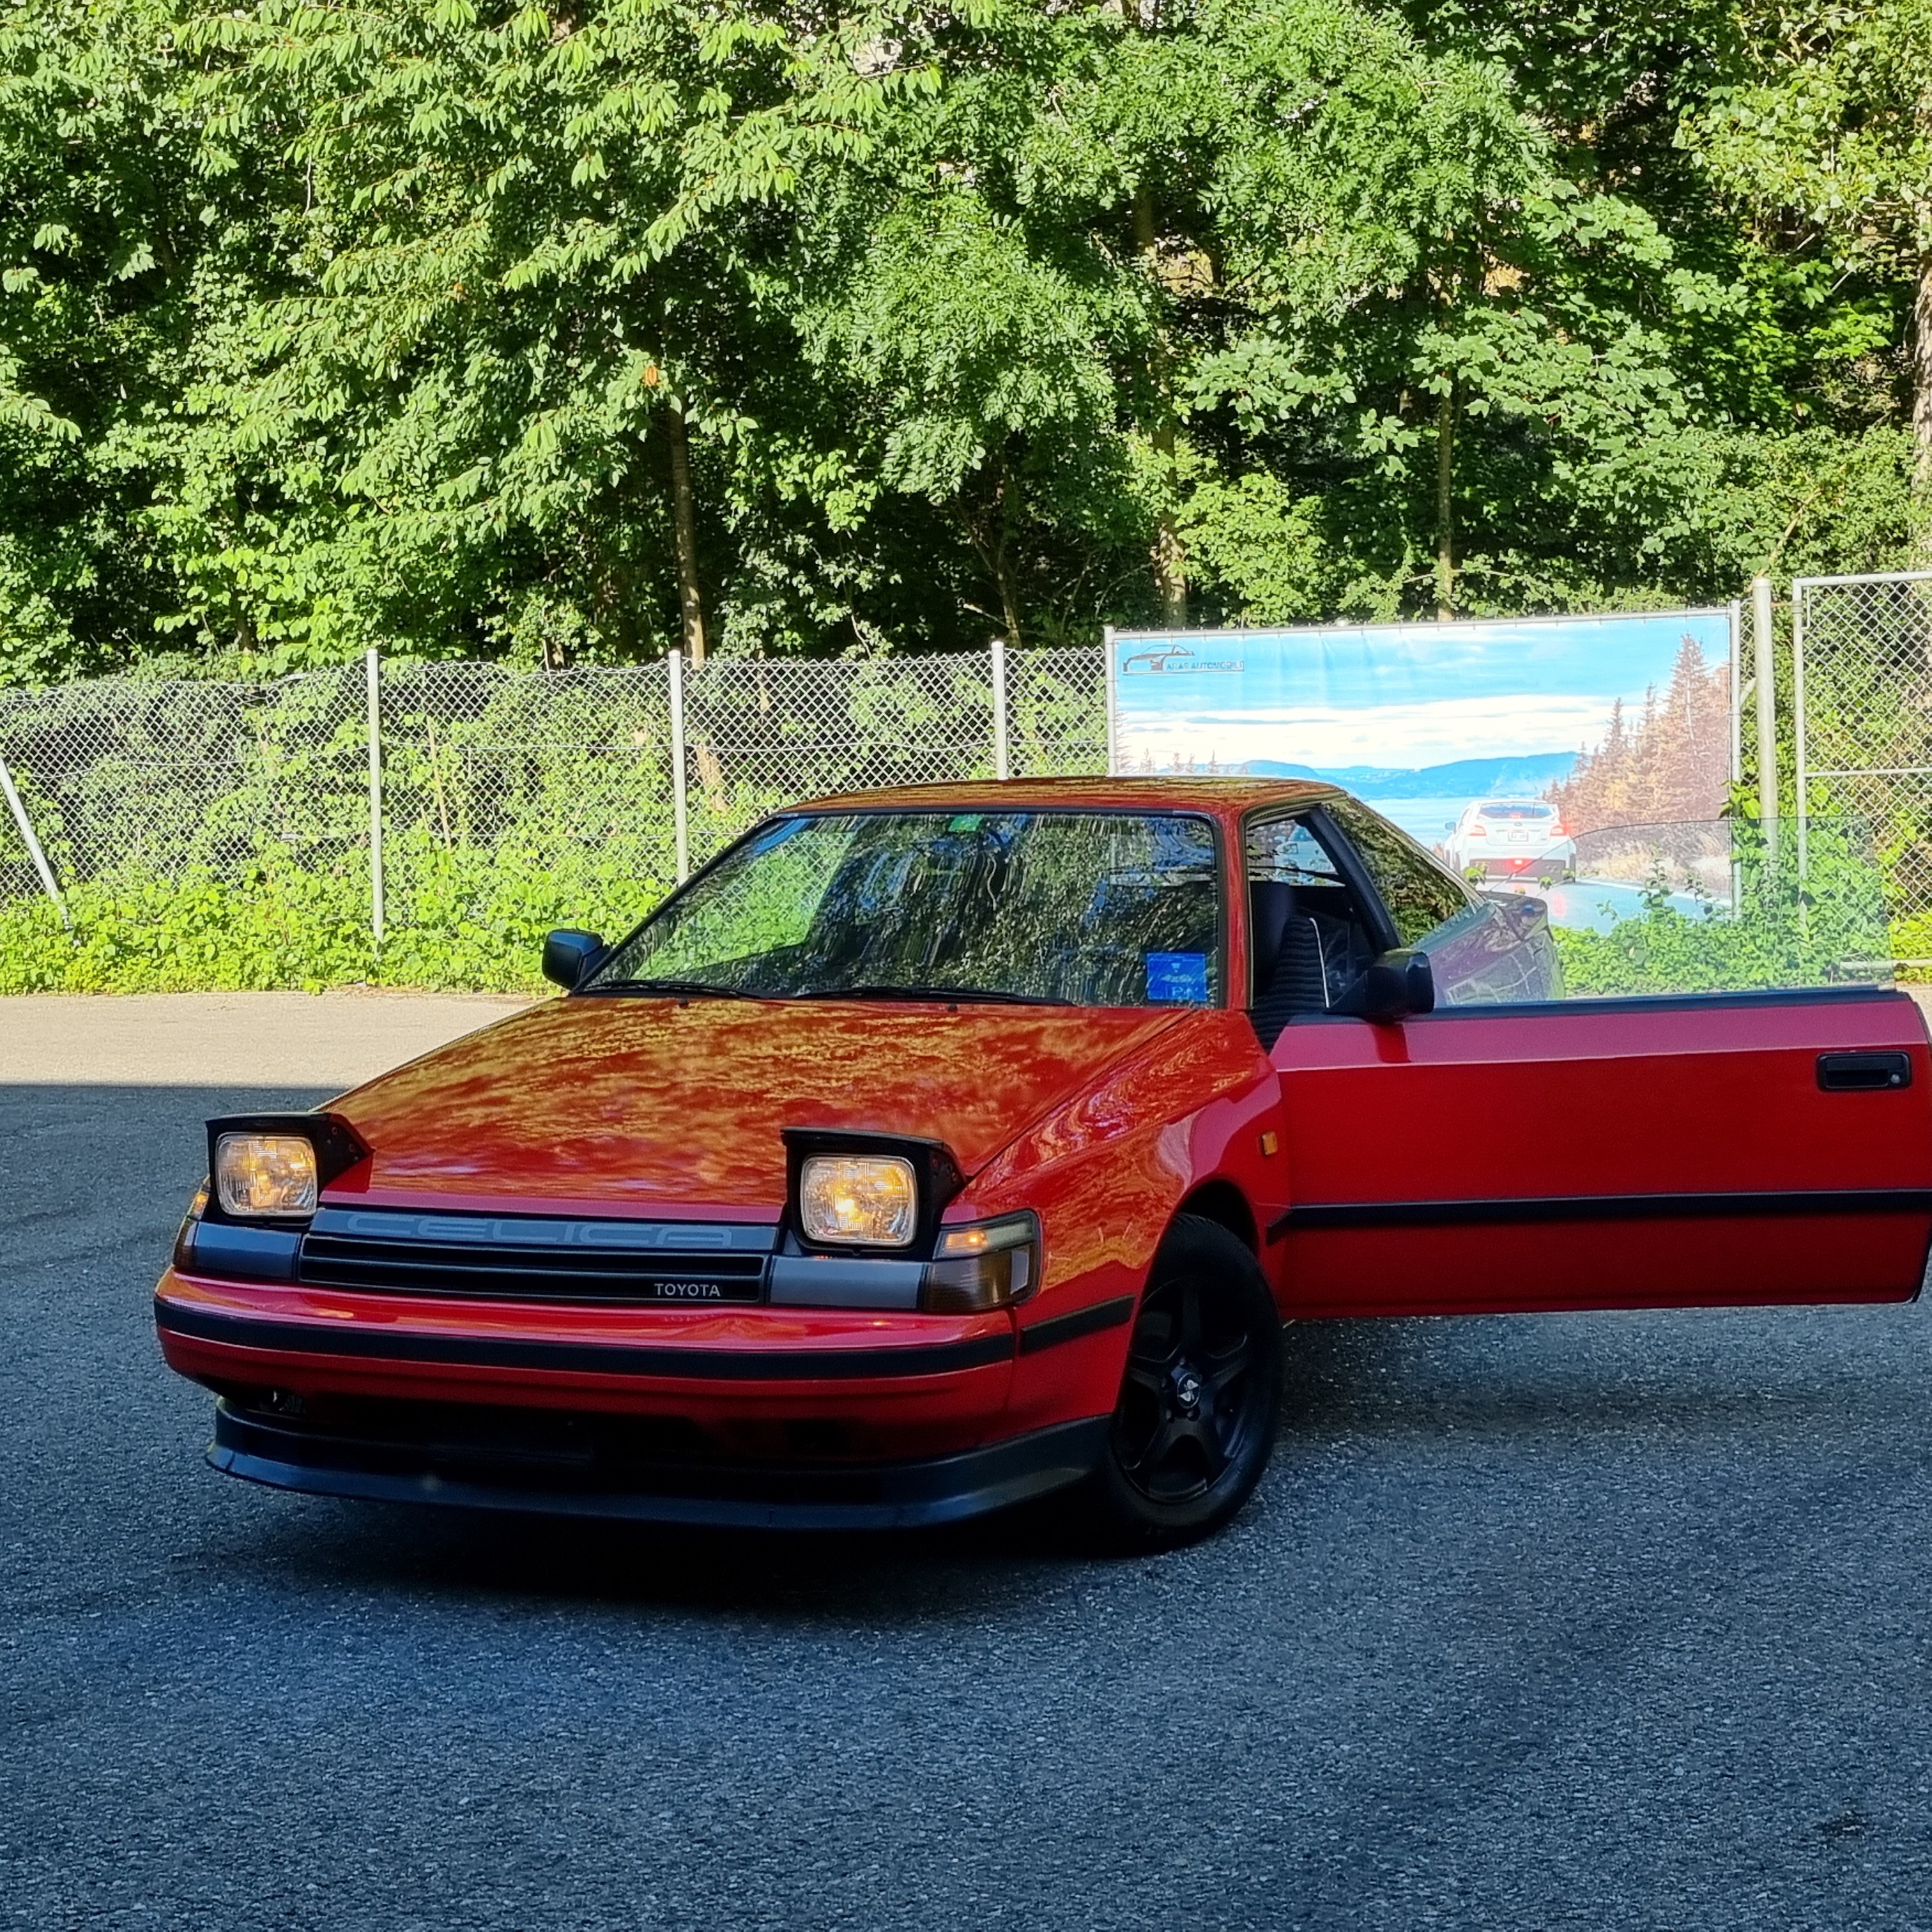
[1150,417,1187,628]
[664,402,707,666]
[1136,180,1187,627]
[976,461,1024,650]
[994,535,1024,653]
[1434,380,1456,622]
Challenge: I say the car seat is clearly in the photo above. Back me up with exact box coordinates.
[1248,878,1363,1041]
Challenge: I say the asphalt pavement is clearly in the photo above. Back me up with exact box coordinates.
[7,992,1932,1930]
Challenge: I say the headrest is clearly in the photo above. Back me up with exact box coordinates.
[1249,879,1297,993]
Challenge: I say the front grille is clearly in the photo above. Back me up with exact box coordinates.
[298,1206,775,1306]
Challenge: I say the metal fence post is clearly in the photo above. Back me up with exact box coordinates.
[1727,598,1742,788]
[1751,576,1778,838]
[990,638,1010,780]
[0,754,68,928]
[365,647,385,946]
[668,648,690,883]
[1790,579,1808,882]
[1101,625,1119,776]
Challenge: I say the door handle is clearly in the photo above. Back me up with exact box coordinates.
[1817,1051,1913,1092]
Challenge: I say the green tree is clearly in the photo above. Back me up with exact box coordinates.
[180,0,955,667]
[0,0,206,677]
[0,0,1925,684]
[1692,0,1932,499]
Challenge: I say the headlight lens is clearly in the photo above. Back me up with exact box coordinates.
[798,1154,918,1247]
[214,1133,319,1219]
[921,1212,1040,1313]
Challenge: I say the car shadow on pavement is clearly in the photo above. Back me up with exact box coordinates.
[236,1483,1144,1621]
[1278,1303,1928,1445]
[216,1322,1445,1616]
[192,1305,1920,1617]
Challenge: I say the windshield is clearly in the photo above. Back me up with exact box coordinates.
[583,809,1225,1007]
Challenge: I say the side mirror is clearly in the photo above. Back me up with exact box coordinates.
[1334,949,1435,1025]
[542,928,606,990]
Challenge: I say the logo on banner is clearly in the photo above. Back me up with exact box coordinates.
[1120,643,1243,676]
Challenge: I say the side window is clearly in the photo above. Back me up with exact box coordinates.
[1245,816,1340,886]
[1326,799,1473,946]
[1243,811,1380,1015]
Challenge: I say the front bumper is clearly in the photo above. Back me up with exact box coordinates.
[155,1265,1022,1459]
[208,1396,1108,1530]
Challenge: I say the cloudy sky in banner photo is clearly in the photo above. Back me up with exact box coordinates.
[1111,612,1733,773]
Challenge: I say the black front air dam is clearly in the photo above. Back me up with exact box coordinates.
[208,1400,1110,1532]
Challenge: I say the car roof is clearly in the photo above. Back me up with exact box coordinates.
[794,776,1346,817]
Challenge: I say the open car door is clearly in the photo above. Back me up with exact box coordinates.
[1253,808,1932,1318]
[1269,987,1932,1317]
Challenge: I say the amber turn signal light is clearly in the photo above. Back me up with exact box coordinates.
[920,1212,1041,1313]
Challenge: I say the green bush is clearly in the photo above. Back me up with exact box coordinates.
[0,839,672,993]
[1551,825,1892,995]
[0,816,1903,1000]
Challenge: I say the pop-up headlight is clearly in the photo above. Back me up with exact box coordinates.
[215,1133,319,1218]
[174,1112,368,1282]
[197,1111,369,1227]
[798,1154,919,1247]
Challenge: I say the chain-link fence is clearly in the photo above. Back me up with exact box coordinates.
[23,593,1932,967]
[1793,571,1932,944]
[0,645,1108,937]
[0,666,372,909]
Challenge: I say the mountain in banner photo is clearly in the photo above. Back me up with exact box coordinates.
[1238,752,1578,797]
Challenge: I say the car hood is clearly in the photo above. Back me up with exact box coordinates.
[327,997,1186,1217]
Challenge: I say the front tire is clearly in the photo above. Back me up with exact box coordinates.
[1088,1215,1284,1548]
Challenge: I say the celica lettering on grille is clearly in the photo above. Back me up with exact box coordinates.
[297,1207,774,1305]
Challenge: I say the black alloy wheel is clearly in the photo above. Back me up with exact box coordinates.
[1088,1214,1284,1547]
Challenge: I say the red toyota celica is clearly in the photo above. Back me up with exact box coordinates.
[154,779,1932,1545]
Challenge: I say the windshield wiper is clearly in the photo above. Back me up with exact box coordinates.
[581,977,763,1000]
[788,981,1059,1006]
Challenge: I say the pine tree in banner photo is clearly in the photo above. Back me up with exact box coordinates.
[1549,638,1732,836]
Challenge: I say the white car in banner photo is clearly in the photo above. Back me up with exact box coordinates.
[1439,799,1577,883]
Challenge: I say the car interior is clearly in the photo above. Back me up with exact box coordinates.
[1246,815,1380,1032]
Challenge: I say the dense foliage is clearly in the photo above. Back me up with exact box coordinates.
[1551,818,1894,995]
[0,847,662,992]
[0,0,1926,684]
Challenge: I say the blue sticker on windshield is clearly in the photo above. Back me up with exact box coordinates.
[1146,952,1209,1004]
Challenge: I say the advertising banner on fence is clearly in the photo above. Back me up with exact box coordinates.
[1109,610,1736,857]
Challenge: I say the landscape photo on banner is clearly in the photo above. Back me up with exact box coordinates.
[1110,611,1737,930]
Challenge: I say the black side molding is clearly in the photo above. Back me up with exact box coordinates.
[1018,1295,1136,1356]
[1384,984,1913,1022]
[1270,1186,1932,1238]
[155,1298,1014,1381]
